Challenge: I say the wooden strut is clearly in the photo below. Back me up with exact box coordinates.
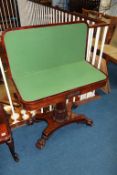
[34,101,93,149]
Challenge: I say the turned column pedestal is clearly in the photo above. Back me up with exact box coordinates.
[35,101,93,149]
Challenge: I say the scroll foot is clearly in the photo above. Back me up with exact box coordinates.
[36,134,47,149]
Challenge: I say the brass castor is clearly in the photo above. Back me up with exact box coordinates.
[86,119,93,126]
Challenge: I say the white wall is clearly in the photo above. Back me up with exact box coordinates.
[17,0,29,26]
[17,0,41,26]
[52,0,68,9]
[52,0,60,6]
[100,0,117,16]
[17,0,69,26]
[107,0,117,16]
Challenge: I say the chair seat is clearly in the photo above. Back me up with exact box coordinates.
[108,52,117,63]
[96,40,117,63]
[104,44,117,54]
[110,53,117,60]
[13,61,106,101]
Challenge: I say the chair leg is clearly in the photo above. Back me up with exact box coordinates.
[35,102,93,149]
[6,137,19,162]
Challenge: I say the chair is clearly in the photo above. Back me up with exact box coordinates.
[82,8,102,19]
[82,9,117,64]
[103,23,117,64]
[0,104,19,161]
[2,22,107,148]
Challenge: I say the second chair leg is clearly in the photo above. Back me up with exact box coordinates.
[6,137,19,162]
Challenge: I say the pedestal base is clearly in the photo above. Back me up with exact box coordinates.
[35,102,93,149]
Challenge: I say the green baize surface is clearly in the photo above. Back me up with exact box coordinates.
[4,23,106,101]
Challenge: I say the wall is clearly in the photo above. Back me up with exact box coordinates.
[52,0,69,9]
[107,0,117,16]
[100,0,117,16]
[17,0,29,26]
[17,0,69,26]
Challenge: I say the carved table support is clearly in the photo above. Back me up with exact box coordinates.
[35,101,93,149]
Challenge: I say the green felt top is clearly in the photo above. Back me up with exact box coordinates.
[4,23,88,77]
[13,61,106,101]
[3,23,106,101]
